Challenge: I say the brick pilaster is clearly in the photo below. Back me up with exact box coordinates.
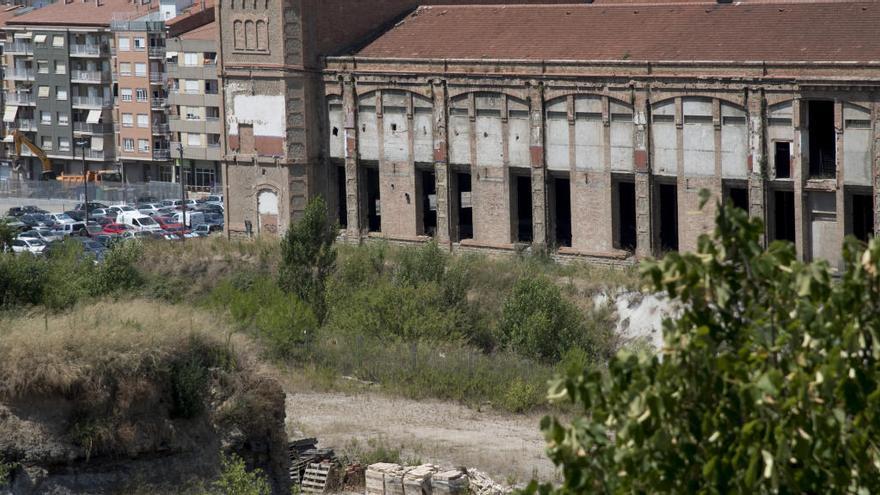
[432,80,453,247]
[634,91,653,258]
[747,88,767,245]
[529,82,549,250]
[342,75,362,239]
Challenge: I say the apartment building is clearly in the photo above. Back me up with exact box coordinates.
[110,11,171,182]
[1,0,155,179]
[166,17,220,188]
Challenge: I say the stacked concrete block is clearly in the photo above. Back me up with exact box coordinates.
[403,464,439,495]
[430,469,469,495]
[367,463,401,495]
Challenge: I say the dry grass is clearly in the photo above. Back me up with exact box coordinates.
[0,299,257,400]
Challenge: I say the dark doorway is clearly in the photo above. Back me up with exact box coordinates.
[852,194,874,242]
[421,170,437,237]
[772,190,796,243]
[516,175,533,243]
[366,167,381,232]
[455,172,473,240]
[616,181,637,252]
[553,177,572,247]
[728,186,749,212]
[808,101,836,178]
[336,165,347,228]
[658,183,678,252]
[774,142,791,179]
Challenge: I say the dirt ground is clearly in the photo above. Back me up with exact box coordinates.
[285,391,558,485]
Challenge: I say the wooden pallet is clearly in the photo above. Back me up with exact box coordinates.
[300,462,332,494]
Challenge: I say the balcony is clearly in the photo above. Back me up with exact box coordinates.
[70,70,111,83]
[149,73,165,84]
[73,122,113,135]
[4,92,35,106]
[84,149,115,161]
[9,119,37,132]
[5,42,33,55]
[148,46,164,58]
[153,148,171,160]
[72,96,113,109]
[7,69,34,81]
[152,122,170,134]
[166,62,218,80]
[69,44,108,57]
[169,142,221,161]
[151,97,167,109]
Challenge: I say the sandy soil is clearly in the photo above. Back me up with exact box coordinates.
[285,391,558,484]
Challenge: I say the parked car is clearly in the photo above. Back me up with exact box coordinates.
[137,203,165,216]
[74,202,109,211]
[19,213,55,230]
[6,206,48,217]
[102,223,131,235]
[92,234,119,248]
[166,199,198,209]
[154,216,182,230]
[18,230,63,243]
[48,213,77,225]
[1,217,27,231]
[69,237,106,263]
[204,195,223,207]
[107,205,137,220]
[10,237,46,255]
[163,225,198,239]
[118,212,163,233]
[136,195,160,204]
[65,210,87,222]
[195,203,224,215]
[56,222,88,236]
[192,224,222,237]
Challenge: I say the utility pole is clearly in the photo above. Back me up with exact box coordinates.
[76,139,89,224]
[177,142,187,231]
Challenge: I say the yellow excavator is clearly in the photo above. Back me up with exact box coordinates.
[10,130,55,180]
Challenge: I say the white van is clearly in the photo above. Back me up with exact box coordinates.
[118,212,163,232]
[172,211,205,228]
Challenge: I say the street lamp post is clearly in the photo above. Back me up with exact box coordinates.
[76,139,90,224]
[177,142,186,231]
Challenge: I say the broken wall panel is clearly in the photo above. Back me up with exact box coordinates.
[574,95,603,171]
[651,100,677,176]
[609,100,634,172]
[843,103,872,186]
[383,91,410,163]
[327,96,344,159]
[413,101,434,163]
[720,103,748,178]
[474,93,504,167]
[358,93,380,161]
[448,100,471,165]
[545,98,570,170]
[507,98,531,167]
[682,97,715,177]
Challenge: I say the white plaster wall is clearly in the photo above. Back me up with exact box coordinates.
[475,110,504,167]
[327,99,344,159]
[610,115,634,172]
[683,98,714,176]
[383,106,408,163]
[413,107,433,163]
[809,191,840,264]
[358,104,379,161]
[228,94,286,137]
[652,101,676,176]
[721,104,748,178]
[546,106,569,171]
[508,110,530,167]
[449,109,470,165]
[844,104,872,185]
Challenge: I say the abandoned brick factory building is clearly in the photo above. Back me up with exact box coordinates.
[218,0,879,267]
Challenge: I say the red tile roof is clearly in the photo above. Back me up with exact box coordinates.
[7,0,151,27]
[0,5,23,28]
[356,1,880,63]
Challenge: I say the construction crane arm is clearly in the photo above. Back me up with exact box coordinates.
[11,130,54,180]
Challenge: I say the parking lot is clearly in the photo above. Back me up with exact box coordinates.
[2,194,224,259]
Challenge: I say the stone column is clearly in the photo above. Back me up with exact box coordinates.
[793,98,808,260]
[633,91,653,258]
[432,80,453,247]
[873,100,880,237]
[529,82,549,250]
[342,75,362,239]
[747,89,767,244]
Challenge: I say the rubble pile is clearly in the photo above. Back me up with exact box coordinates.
[367,463,511,495]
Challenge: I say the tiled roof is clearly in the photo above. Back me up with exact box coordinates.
[7,0,151,27]
[179,19,216,41]
[357,1,880,63]
[0,5,23,28]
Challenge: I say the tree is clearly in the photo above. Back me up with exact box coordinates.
[278,197,337,323]
[0,219,15,253]
[209,454,271,495]
[531,192,880,494]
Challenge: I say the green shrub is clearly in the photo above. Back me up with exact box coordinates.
[209,454,271,495]
[500,276,605,364]
[41,240,95,311]
[0,253,48,308]
[395,241,447,287]
[0,454,14,487]
[92,240,144,294]
[278,197,337,323]
[0,219,15,252]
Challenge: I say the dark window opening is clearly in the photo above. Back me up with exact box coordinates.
[391,123,397,132]
[852,194,874,242]
[336,165,347,228]
[774,142,791,179]
[516,175,533,243]
[421,170,437,237]
[616,181,637,252]
[455,172,473,240]
[553,178,572,248]
[772,190,796,243]
[366,167,381,232]
[728,186,749,212]
[332,127,339,137]
[658,183,679,252]
[808,101,836,178]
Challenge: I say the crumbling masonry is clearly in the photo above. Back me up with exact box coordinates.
[219,1,880,268]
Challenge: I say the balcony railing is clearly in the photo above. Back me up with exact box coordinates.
[70,70,111,83]
[152,123,170,134]
[73,122,113,134]
[151,97,167,108]
[3,92,35,105]
[149,73,165,83]
[5,42,33,54]
[84,149,114,160]
[153,148,171,160]
[148,46,164,58]
[72,96,112,108]
[9,119,36,132]
[69,44,107,57]
[7,69,34,80]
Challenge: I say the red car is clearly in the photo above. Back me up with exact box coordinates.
[154,216,182,230]
[102,223,131,234]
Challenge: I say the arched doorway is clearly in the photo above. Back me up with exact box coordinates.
[257,189,279,235]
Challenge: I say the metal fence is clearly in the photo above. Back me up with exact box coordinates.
[0,179,222,204]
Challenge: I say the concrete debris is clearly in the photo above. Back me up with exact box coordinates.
[466,468,514,495]
[367,463,510,495]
